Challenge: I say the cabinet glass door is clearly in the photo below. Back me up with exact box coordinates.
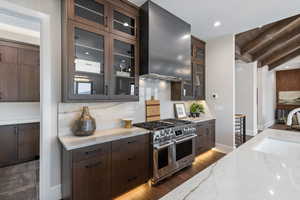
[72,0,107,29]
[112,8,137,39]
[183,81,194,99]
[193,63,205,100]
[112,38,138,99]
[71,24,108,99]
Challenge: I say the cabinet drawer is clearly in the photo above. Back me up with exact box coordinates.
[73,155,111,200]
[112,135,148,151]
[72,143,109,162]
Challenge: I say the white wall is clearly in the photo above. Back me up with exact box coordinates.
[2,0,61,198]
[257,66,276,130]
[0,29,40,122]
[206,34,235,149]
[235,61,258,136]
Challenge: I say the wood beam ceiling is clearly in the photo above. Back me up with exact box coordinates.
[241,16,300,55]
[235,14,300,70]
[268,49,300,70]
[260,37,300,66]
[252,25,300,61]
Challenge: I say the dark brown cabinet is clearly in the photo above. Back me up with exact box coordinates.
[192,36,205,100]
[0,125,18,167]
[0,40,39,102]
[195,120,215,156]
[171,36,206,101]
[62,0,139,102]
[18,123,40,162]
[111,135,149,197]
[61,134,150,200]
[0,123,40,167]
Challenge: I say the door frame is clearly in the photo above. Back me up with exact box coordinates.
[0,1,54,200]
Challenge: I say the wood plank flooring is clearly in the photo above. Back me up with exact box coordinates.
[114,150,225,200]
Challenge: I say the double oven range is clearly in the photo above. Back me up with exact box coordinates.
[134,119,197,184]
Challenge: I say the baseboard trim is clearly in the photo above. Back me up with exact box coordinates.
[246,129,258,136]
[50,184,61,200]
[214,143,234,154]
[264,120,275,129]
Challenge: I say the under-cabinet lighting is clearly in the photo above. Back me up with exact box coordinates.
[214,21,221,27]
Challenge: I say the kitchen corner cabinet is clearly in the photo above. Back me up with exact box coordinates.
[62,0,139,102]
[61,134,150,200]
[171,36,206,101]
[0,40,39,102]
[0,123,40,167]
[195,120,215,156]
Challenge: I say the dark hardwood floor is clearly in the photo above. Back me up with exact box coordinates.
[114,150,225,200]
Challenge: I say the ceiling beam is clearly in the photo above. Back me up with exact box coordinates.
[260,38,300,66]
[241,16,300,55]
[252,25,300,61]
[235,45,253,62]
[268,49,300,70]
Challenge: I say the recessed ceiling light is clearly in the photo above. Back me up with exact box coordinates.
[123,22,129,27]
[214,21,221,27]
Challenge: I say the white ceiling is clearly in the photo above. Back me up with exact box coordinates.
[275,55,300,71]
[129,0,300,40]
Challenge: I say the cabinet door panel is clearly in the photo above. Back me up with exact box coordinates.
[73,155,111,200]
[69,0,108,31]
[111,6,138,40]
[0,63,19,101]
[18,49,40,101]
[111,36,139,100]
[0,125,18,167]
[68,22,109,100]
[18,123,39,162]
[0,45,18,64]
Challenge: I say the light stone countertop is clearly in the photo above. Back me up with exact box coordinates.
[183,116,216,123]
[59,127,150,151]
[0,117,40,126]
[160,128,300,200]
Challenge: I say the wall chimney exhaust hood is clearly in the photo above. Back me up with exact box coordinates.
[140,1,191,81]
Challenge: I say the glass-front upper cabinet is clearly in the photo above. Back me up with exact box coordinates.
[193,62,205,100]
[68,22,109,100]
[111,36,138,99]
[111,6,138,40]
[182,81,194,100]
[69,0,108,31]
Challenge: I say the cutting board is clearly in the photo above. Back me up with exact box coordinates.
[145,99,160,122]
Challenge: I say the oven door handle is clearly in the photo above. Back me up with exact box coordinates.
[175,134,197,143]
[154,142,174,150]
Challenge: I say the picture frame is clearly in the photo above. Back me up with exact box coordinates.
[174,103,187,119]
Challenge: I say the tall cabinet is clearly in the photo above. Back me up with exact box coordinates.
[171,36,206,101]
[0,40,39,102]
[62,0,139,102]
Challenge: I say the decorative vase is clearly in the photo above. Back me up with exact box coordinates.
[73,106,96,136]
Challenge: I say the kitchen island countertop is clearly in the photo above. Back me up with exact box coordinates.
[161,128,300,200]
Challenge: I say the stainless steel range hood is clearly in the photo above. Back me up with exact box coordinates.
[140,1,191,81]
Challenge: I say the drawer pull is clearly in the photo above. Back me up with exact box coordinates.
[127,176,138,182]
[85,161,102,168]
[127,156,136,161]
[85,149,102,155]
[127,140,137,144]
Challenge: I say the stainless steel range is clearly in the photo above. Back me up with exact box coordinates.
[134,119,197,184]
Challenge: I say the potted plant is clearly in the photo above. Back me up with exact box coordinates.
[190,103,205,117]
